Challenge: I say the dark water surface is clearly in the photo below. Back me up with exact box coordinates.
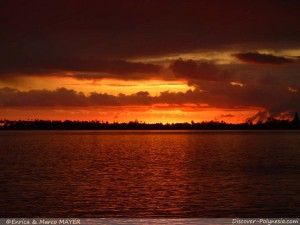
[0,130,299,217]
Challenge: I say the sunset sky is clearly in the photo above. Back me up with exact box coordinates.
[1,0,300,123]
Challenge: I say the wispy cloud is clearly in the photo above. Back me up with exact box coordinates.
[233,52,294,65]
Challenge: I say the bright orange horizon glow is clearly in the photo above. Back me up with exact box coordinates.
[0,74,264,124]
[0,105,263,124]
[0,76,191,96]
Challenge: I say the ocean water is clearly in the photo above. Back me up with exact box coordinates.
[0,130,299,217]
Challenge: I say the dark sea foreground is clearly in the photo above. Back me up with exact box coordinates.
[0,130,299,217]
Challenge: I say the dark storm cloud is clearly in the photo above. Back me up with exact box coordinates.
[1,0,300,77]
[170,59,233,81]
[170,58,300,89]
[167,58,300,117]
[0,87,204,107]
[0,87,89,107]
[0,87,155,107]
[0,57,161,80]
[233,52,295,65]
[69,60,161,80]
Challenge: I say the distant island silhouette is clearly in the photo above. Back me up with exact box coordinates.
[1,113,300,130]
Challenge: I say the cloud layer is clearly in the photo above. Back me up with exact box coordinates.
[1,86,299,119]
[1,1,300,78]
[170,59,233,82]
[234,52,295,65]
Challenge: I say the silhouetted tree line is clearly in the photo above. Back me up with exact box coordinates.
[1,113,300,130]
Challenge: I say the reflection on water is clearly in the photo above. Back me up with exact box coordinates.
[0,130,299,217]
